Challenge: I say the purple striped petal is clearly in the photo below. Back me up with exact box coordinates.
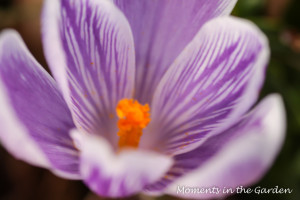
[140,17,270,155]
[42,0,135,147]
[147,94,285,199]
[0,30,80,179]
[71,130,173,198]
[113,0,237,104]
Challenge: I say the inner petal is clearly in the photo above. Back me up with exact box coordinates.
[116,99,150,149]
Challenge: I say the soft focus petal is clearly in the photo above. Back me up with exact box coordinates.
[71,130,173,197]
[155,94,285,199]
[0,82,49,169]
[141,17,269,155]
[0,30,80,179]
[114,0,237,103]
[42,0,135,146]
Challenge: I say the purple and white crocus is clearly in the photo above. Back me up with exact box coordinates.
[0,0,285,199]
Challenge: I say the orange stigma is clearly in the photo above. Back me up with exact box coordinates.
[116,99,150,149]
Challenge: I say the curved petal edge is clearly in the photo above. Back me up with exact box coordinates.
[163,94,286,199]
[143,16,270,155]
[0,29,80,179]
[71,130,173,197]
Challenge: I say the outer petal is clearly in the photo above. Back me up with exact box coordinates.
[155,94,285,199]
[71,130,173,197]
[0,30,79,179]
[42,0,135,146]
[113,0,237,103]
[167,95,285,198]
[141,17,270,155]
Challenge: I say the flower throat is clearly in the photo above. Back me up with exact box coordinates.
[116,99,150,149]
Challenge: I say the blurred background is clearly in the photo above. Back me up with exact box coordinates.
[0,0,299,199]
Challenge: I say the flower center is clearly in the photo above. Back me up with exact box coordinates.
[116,99,150,149]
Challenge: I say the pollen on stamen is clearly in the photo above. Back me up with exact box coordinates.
[116,99,150,149]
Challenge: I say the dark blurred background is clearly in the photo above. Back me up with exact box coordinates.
[0,0,299,199]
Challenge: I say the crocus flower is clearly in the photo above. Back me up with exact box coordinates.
[0,0,285,199]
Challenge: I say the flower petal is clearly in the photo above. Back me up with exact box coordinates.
[141,17,270,155]
[0,30,80,179]
[114,0,237,103]
[155,94,285,199]
[42,0,135,146]
[71,130,173,198]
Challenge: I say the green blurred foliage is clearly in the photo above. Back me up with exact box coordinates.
[285,0,300,29]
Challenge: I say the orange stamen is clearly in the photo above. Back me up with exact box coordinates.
[116,99,150,149]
